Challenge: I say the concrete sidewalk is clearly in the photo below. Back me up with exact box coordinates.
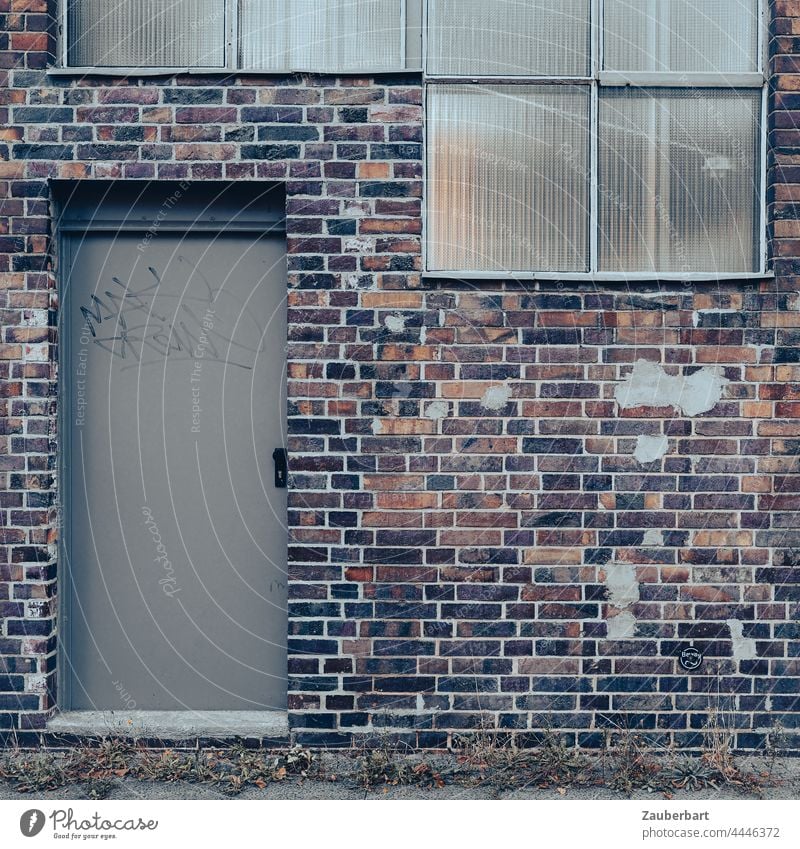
[0,756,797,801]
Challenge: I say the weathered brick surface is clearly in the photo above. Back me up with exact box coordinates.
[0,1,798,750]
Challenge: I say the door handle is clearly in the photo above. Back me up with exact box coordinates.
[272,448,288,488]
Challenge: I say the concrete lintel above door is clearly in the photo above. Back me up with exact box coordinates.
[53,179,286,233]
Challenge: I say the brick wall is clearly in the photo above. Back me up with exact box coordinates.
[0,0,798,750]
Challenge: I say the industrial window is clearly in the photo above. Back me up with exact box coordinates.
[61,0,421,71]
[59,1,768,279]
[239,0,404,71]
[425,0,767,278]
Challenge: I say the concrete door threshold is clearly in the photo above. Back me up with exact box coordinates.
[46,710,289,742]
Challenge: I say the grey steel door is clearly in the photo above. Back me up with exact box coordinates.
[63,229,288,710]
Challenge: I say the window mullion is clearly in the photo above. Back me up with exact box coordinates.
[227,0,237,70]
[598,72,765,87]
[760,83,768,274]
[590,80,599,274]
[60,0,67,67]
[400,0,407,67]
[594,0,603,75]
[591,0,601,274]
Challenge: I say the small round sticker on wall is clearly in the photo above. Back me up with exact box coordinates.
[679,646,704,671]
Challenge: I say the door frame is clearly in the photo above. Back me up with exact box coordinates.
[55,181,288,712]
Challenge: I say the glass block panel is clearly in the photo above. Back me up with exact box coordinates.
[67,0,225,67]
[239,0,404,71]
[427,0,591,77]
[427,84,591,273]
[603,0,760,74]
[598,89,761,273]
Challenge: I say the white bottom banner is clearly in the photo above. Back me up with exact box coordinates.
[0,800,797,848]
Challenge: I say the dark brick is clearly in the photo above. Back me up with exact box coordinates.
[241,144,302,160]
[13,144,72,159]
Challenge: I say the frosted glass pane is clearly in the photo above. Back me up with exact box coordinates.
[240,0,404,71]
[598,89,761,274]
[67,0,225,67]
[428,0,591,77]
[427,85,590,273]
[604,0,760,73]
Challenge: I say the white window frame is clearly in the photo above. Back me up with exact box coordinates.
[422,0,771,281]
[53,0,423,75]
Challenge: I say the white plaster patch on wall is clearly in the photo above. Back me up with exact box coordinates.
[343,236,372,254]
[615,359,729,416]
[383,313,406,333]
[425,400,450,420]
[607,610,637,640]
[26,674,48,694]
[727,619,757,661]
[693,308,739,328]
[371,418,384,435]
[342,199,369,217]
[480,383,512,411]
[679,369,730,415]
[21,310,48,328]
[21,638,41,655]
[634,434,669,464]
[25,600,49,619]
[23,343,48,362]
[604,562,640,608]
[642,529,664,547]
